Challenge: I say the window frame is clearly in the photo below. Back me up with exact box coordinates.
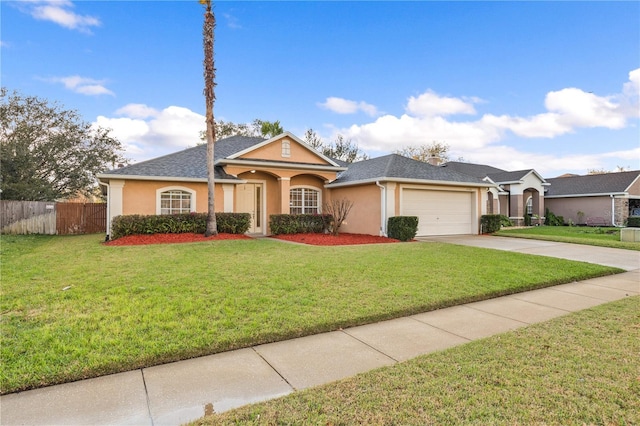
[289,186,321,215]
[525,196,533,215]
[281,140,291,158]
[156,186,196,215]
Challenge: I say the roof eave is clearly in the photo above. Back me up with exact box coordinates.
[96,174,244,184]
[326,177,494,189]
[218,158,348,172]
[545,192,628,198]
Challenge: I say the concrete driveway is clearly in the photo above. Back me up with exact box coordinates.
[418,235,640,271]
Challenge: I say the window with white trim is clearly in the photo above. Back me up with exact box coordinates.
[281,140,291,158]
[160,190,192,214]
[526,197,533,215]
[290,187,319,214]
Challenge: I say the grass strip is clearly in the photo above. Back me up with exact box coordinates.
[1,234,622,394]
[197,296,640,425]
[495,226,640,250]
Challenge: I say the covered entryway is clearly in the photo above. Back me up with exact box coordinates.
[236,183,264,234]
[402,189,474,236]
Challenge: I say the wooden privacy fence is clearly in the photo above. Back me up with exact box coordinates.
[0,201,106,235]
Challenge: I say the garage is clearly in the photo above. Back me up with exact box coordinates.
[402,189,474,236]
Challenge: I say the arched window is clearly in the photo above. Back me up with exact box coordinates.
[526,196,533,215]
[290,187,320,214]
[157,187,195,214]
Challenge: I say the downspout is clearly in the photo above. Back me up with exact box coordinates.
[376,181,387,236]
[99,180,110,241]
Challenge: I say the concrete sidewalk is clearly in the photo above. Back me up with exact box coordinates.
[2,238,639,425]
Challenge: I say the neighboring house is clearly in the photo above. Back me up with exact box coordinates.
[544,171,640,226]
[439,162,550,226]
[97,132,495,237]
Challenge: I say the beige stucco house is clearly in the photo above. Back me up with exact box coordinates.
[544,171,640,226]
[97,132,497,237]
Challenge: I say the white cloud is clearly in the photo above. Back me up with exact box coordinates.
[22,0,101,33]
[223,13,242,29]
[406,90,478,117]
[47,75,114,96]
[95,104,205,162]
[116,104,158,119]
[319,97,379,116]
[335,69,639,176]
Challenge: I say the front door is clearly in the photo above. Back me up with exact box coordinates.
[236,183,263,234]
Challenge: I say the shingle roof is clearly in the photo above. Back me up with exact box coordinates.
[100,136,266,180]
[545,170,640,197]
[329,154,488,186]
[441,161,539,184]
[440,161,505,178]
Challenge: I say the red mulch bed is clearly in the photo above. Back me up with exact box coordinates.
[104,232,402,246]
[270,232,401,246]
[104,233,252,246]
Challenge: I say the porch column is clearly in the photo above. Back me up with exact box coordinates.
[279,178,290,214]
[510,193,524,223]
[535,193,544,218]
[222,184,234,213]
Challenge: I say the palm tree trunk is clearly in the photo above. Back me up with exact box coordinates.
[202,0,217,236]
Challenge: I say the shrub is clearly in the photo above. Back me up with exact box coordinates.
[216,213,251,234]
[499,215,513,227]
[480,215,502,234]
[387,216,418,242]
[110,212,250,240]
[627,216,640,228]
[544,208,564,226]
[269,214,332,235]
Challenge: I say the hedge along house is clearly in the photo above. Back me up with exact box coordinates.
[544,170,640,226]
[439,162,549,226]
[97,132,496,238]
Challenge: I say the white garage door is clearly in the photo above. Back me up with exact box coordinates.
[402,189,474,236]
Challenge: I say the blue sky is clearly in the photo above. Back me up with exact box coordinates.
[2,0,639,177]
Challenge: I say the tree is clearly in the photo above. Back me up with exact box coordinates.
[254,119,283,138]
[323,198,354,236]
[395,141,450,165]
[303,129,368,163]
[201,0,217,236]
[198,118,284,142]
[0,88,127,201]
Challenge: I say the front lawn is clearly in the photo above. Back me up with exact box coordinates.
[199,296,640,425]
[1,234,621,394]
[495,226,640,250]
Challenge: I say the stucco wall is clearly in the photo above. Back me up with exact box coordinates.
[327,184,381,235]
[241,137,327,165]
[121,180,212,215]
[545,196,612,225]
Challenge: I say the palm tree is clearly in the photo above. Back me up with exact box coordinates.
[201,0,217,236]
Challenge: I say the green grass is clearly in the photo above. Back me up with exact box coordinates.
[0,234,622,394]
[494,226,640,250]
[197,297,640,425]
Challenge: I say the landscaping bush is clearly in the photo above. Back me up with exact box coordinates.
[480,215,502,234]
[387,216,418,241]
[269,214,332,235]
[499,215,513,227]
[216,213,251,234]
[544,208,564,226]
[110,212,250,240]
[626,216,640,228]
